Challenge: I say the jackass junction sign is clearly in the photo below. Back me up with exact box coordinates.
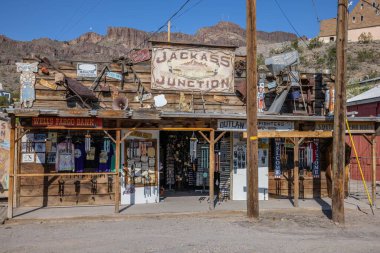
[151,46,235,93]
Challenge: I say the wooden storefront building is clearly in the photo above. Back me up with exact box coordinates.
[6,41,379,218]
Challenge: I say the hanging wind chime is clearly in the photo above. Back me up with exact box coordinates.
[85,131,92,153]
[103,136,111,153]
[189,132,198,165]
[66,130,72,154]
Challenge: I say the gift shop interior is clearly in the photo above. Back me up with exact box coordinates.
[159,131,232,200]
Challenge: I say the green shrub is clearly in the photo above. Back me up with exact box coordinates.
[308,37,323,50]
[356,49,377,63]
[358,32,373,44]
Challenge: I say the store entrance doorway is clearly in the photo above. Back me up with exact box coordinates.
[159,131,231,200]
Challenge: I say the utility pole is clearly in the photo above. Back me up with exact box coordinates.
[332,0,348,225]
[246,0,259,219]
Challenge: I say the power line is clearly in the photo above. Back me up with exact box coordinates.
[172,0,205,22]
[125,0,192,56]
[55,0,89,39]
[311,0,320,23]
[60,0,104,39]
[273,0,309,47]
[361,0,380,11]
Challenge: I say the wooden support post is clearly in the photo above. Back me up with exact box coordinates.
[372,137,377,206]
[15,128,21,208]
[115,129,121,213]
[246,0,259,219]
[332,0,348,225]
[7,117,16,219]
[209,130,215,210]
[294,137,300,207]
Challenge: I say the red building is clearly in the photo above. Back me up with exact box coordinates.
[347,85,380,181]
[347,85,380,117]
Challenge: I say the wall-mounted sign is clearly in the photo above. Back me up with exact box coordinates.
[16,62,38,73]
[315,122,375,133]
[217,120,294,132]
[106,71,122,80]
[31,117,103,128]
[151,46,235,93]
[129,48,151,64]
[129,131,153,139]
[17,62,38,108]
[218,120,246,131]
[258,121,294,131]
[312,139,320,178]
[22,153,35,163]
[0,119,10,196]
[274,138,282,178]
[77,63,97,78]
[133,93,152,102]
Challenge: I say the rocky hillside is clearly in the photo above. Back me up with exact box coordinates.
[0,22,296,92]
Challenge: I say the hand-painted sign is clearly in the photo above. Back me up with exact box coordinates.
[312,139,320,178]
[315,122,375,133]
[152,46,235,93]
[274,138,282,178]
[217,120,294,131]
[129,48,151,64]
[258,121,294,131]
[0,119,10,197]
[106,71,122,80]
[16,62,38,73]
[31,117,103,128]
[129,131,153,139]
[17,62,38,108]
[77,63,97,78]
[218,120,246,131]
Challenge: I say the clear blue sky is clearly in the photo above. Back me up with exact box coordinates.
[0,0,359,41]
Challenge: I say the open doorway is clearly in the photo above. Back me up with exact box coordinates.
[159,131,231,200]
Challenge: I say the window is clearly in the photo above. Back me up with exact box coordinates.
[361,15,364,21]
[330,37,335,42]
[352,16,356,22]
[373,2,376,7]
[361,3,364,9]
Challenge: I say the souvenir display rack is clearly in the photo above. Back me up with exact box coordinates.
[125,139,158,187]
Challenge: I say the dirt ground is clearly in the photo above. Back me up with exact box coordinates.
[0,209,379,253]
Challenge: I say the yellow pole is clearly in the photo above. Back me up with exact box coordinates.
[345,119,373,207]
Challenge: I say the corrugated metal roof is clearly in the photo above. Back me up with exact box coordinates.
[347,84,380,105]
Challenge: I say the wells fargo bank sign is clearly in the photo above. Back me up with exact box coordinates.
[151,46,235,93]
[32,117,103,128]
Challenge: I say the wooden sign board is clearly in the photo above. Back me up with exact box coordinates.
[16,62,38,73]
[77,63,97,78]
[31,117,103,128]
[106,71,122,80]
[151,46,235,93]
[217,120,294,132]
[315,122,375,133]
[129,48,151,64]
[129,131,153,139]
[0,119,10,196]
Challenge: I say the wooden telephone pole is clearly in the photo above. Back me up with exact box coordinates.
[246,0,259,218]
[332,0,348,225]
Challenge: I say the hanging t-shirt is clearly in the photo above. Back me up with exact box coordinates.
[56,140,75,172]
[74,142,86,172]
[98,144,114,172]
